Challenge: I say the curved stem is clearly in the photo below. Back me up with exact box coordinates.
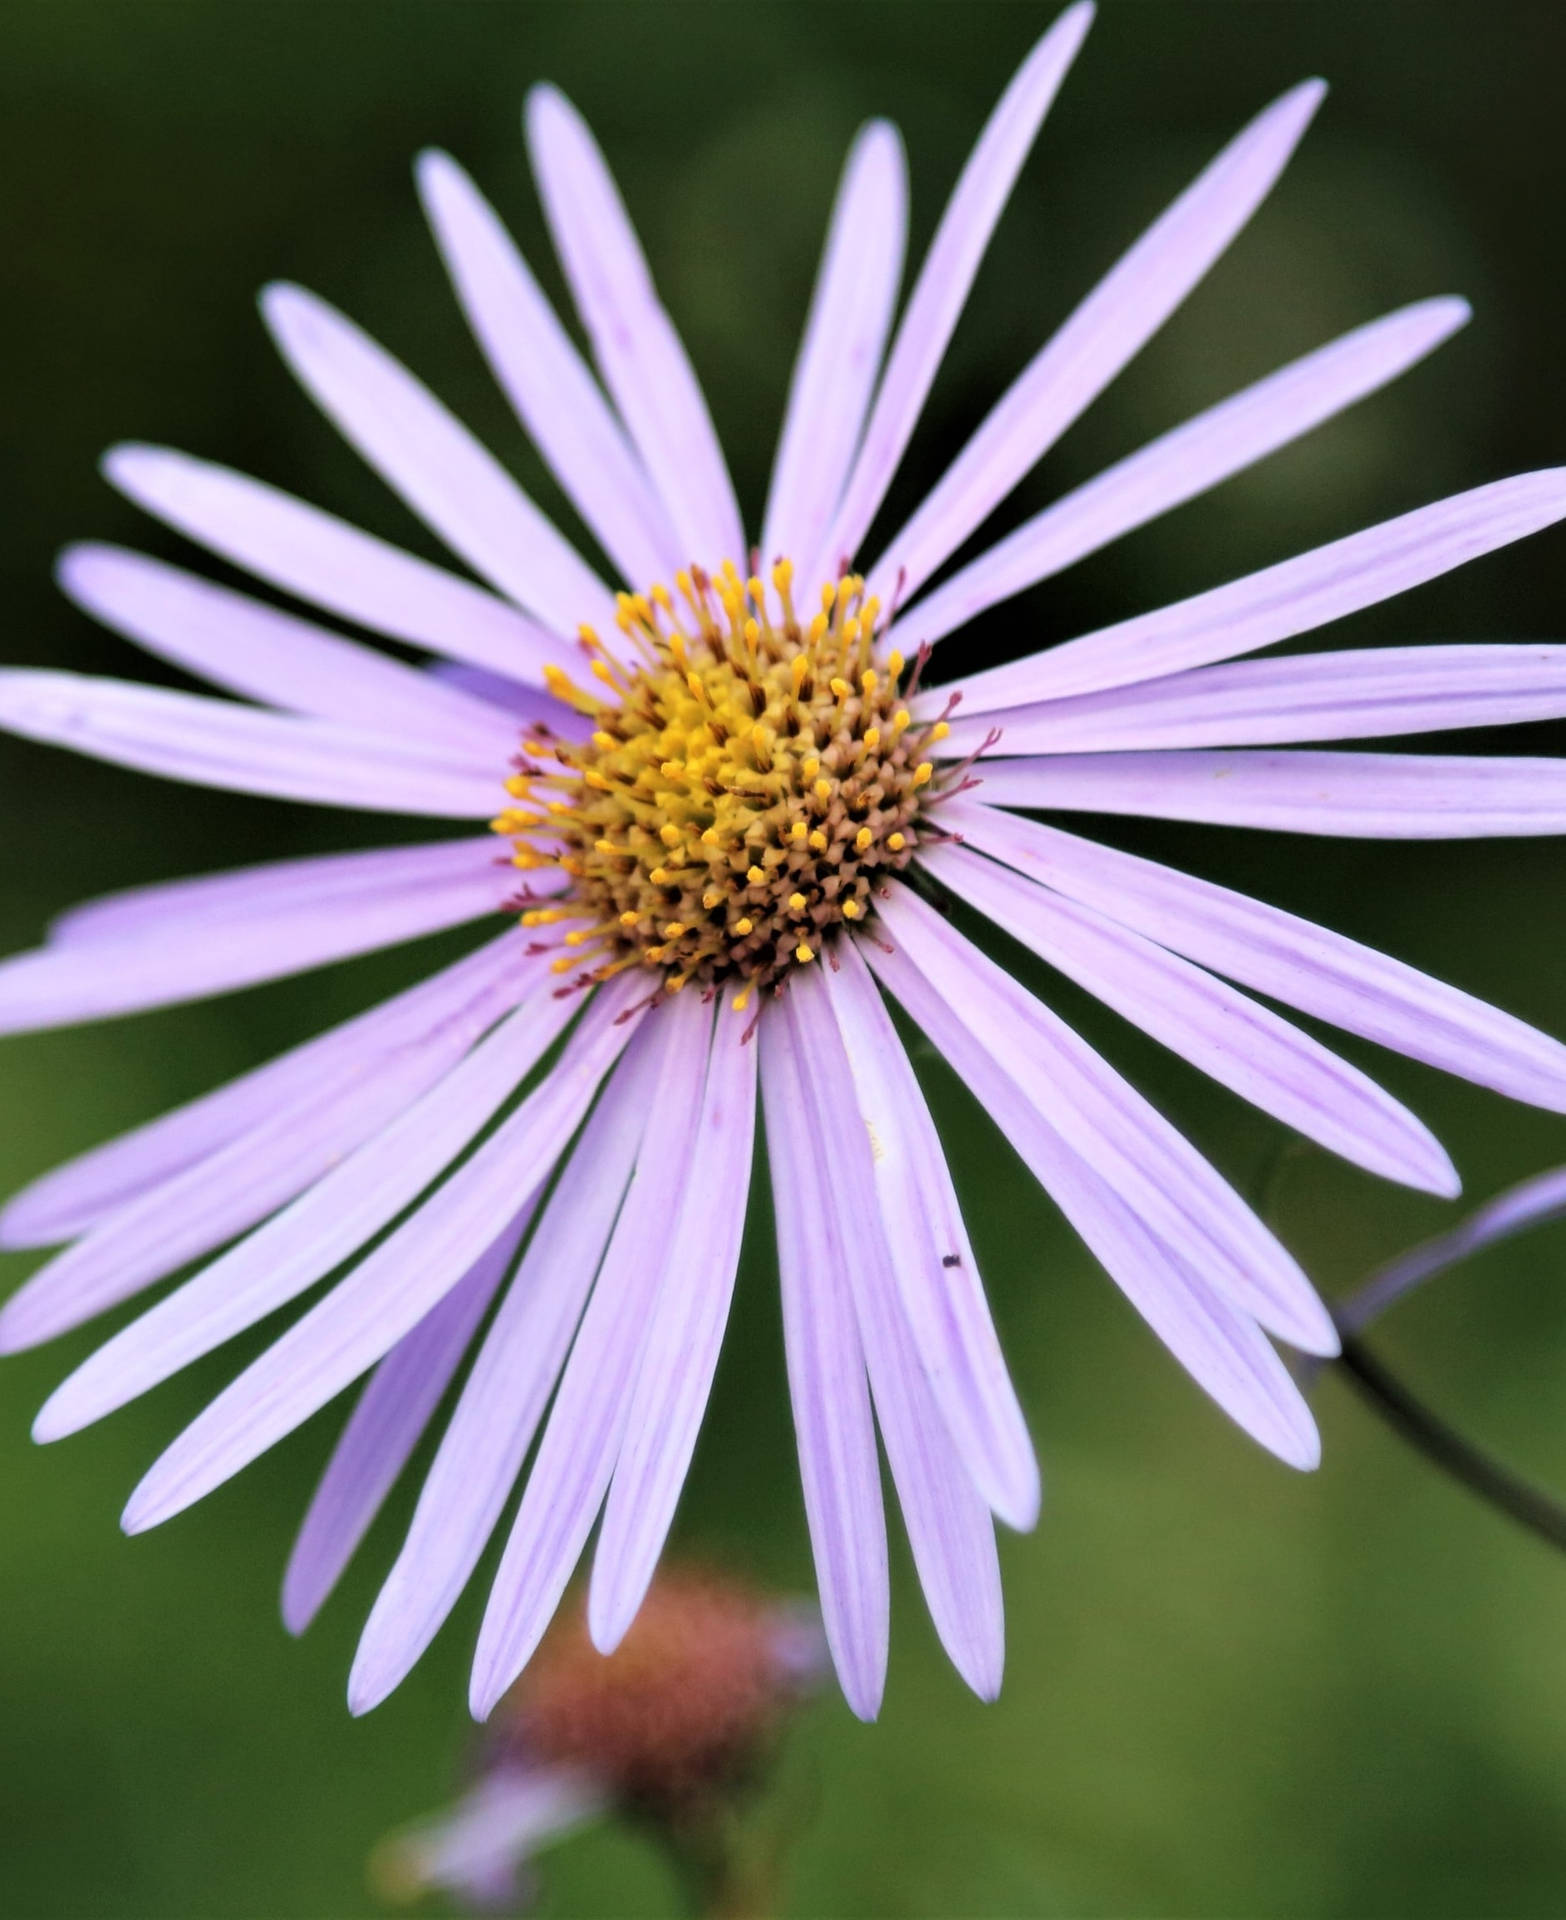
[1334,1332,1566,1555]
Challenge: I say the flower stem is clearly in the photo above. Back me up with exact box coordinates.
[1333,1332,1566,1554]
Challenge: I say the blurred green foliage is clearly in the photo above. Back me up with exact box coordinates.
[3,2,1566,1914]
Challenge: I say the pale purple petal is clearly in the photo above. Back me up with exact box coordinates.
[525,87,744,566]
[869,82,1325,605]
[873,883,1337,1354]
[418,149,681,588]
[758,1002,889,1721]
[974,748,1566,837]
[861,940,1317,1465]
[819,938,1040,1527]
[427,660,583,732]
[105,445,566,684]
[347,1018,663,1715]
[262,284,615,637]
[48,837,519,949]
[588,997,758,1654]
[57,545,518,757]
[0,670,501,817]
[946,644,1566,756]
[787,973,1005,1700]
[942,471,1566,715]
[1338,1165,1566,1339]
[922,840,1456,1194]
[35,952,579,1441]
[1,981,520,1353]
[468,991,712,1720]
[0,931,527,1250]
[282,1204,534,1636]
[762,122,907,569]
[378,1767,604,1909]
[0,845,511,1036]
[950,799,1566,1116]
[808,3,1094,582]
[119,974,648,1532]
[893,298,1469,651]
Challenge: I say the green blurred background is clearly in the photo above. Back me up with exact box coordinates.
[4,2,1566,1913]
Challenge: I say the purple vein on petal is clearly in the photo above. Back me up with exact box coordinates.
[345,1015,662,1714]
[950,799,1566,1115]
[819,937,1040,1528]
[807,2,1094,582]
[418,149,682,589]
[104,445,567,684]
[892,297,1469,652]
[759,997,889,1721]
[869,79,1326,606]
[973,748,1566,838]
[468,990,713,1721]
[874,882,1337,1355]
[922,838,1457,1195]
[117,972,649,1534]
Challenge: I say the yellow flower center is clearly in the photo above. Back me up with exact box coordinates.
[491,558,950,1008]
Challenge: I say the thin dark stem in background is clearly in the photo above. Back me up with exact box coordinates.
[1334,1333,1566,1556]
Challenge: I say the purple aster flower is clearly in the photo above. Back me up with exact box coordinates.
[6,4,1566,1722]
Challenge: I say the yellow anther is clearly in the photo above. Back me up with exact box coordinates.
[578,622,602,647]
[592,730,617,751]
[862,597,881,631]
[594,838,620,856]
[842,898,862,919]
[808,829,827,851]
[746,865,767,885]
[854,827,874,853]
[789,820,808,843]
[887,650,905,678]
[863,727,881,750]
[675,569,693,598]
[703,888,724,910]
[747,575,766,603]
[735,917,754,936]
[551,955,579,974]
[583,769,613,791]
[744,616,761,649]
[807,611,829,645]
[651,582,673,610]
[829,676,852,700]
[666,972,689,994]
[795,942,816,964]
[930,720,950,742]
[771,557,793,593]
[686,671,708,703]
[912,762,933,787]
[788,891,807,912]
[700,826,722,847]
[504,775,531,798]
[564,930,592,947]
[733,987,753,1012]
[813,778,832,801]
[842,618,861,647]
[892,708,911,732]
[521,908,567,927]
[546,800,572,816]
[790,655,809,693]
[619,910,641,927]
[860,669,878,695]
[522,739,547,756]
[887,832,907,852]
[659,823,683,848]
[649,866,672,886]
[750,723,770,751]
[820,581,837,612]
[662,922,687,939]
